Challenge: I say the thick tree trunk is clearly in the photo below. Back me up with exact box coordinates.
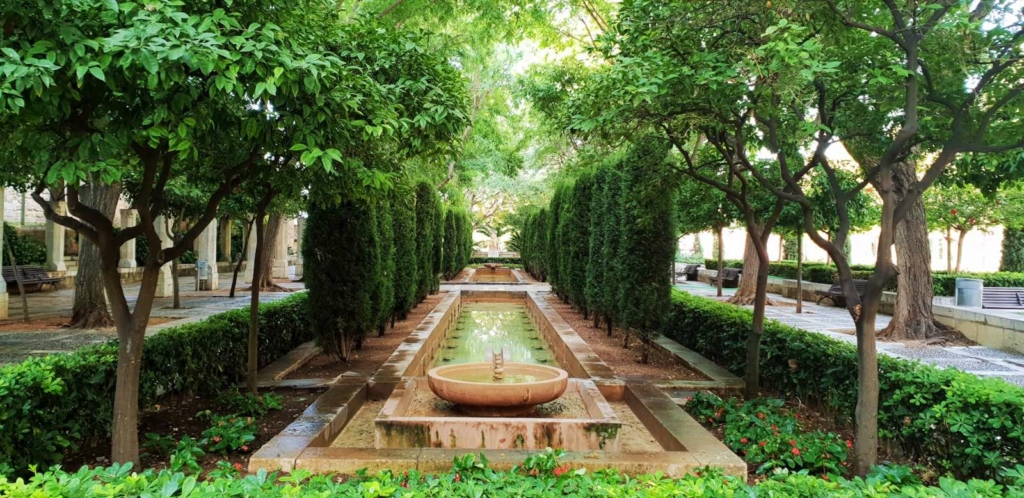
[879,162,941,340]
[70,183,120,328]
[229,219,252,298]
[257,213,282,290]
[956,229,966,272]
[728,227,774,306]
[853,292,880,476]
[716,226,724,297]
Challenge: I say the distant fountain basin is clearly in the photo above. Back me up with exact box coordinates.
[427,362,569,416]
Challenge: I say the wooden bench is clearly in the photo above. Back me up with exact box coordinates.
[684,264,702,281]
[814,279,868,307]
[981,288,1024,309]
[2,265,61,293]
[712,267,741,288]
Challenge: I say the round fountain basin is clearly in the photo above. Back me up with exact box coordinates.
[427,362,569,416]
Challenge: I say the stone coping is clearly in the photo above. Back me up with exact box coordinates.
[254,341,321,383]
[271,381,743,477]
[526,291,617,381]
[649,335,744,391]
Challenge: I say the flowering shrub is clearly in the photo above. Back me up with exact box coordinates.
[686,392,849,476]
[200,413,258,455]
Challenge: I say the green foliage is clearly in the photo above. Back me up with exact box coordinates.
[373,197,396,335]
[469,257,521,265]
[414,182,439,301]
[1002,228,1024,272]
[925,183,999,234]
[1,223,46,266]
[215,391,283,418]
[559,174,592,310]
[600,170,625,326]
[200,414,258,456]
[391,187,419,321]
[616,138,675,333]
[303,199,378,361]
[442,208,472,280]
[664,291,1024,478]
[4,457,1024,497]
[518,210,548,280]
[686,393,849,476]
[0,294,311,473]
[431,196,445,293]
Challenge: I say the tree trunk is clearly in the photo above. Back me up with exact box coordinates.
[111,317,146,464]
[728,227,774,306]
[745,251,771,398]
[606,314,613,337]
[247,211,267,394]
[258,213,282,290]
[853,293,880,476]
[229,219,252,298]
[716,226,724,297]
[946,227,952,273]
[879,162,941,340]
[70,183,120,328]
[795,228,803,314]
[171,258,180,309]
[3,230,30,321]
[956,229,966,272]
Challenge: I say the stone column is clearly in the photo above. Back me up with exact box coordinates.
[272,217,289,279]
[0,188,7,318]
[118,209,137,268]
[218,218,232,262]
[294,216,304,278]
[194,220,219,290]
[243,223,257,284]
[44,201,67,272]
[154,215,174,298]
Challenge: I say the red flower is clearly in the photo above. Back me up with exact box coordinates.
[740,437,749,444]
[241,445,249,452]
[454,473,461,483]
[758,441,766,447]
[554,465,570,477]
[789,439,797,446]
[213,436,222,443]
[234,463,243,471]
[770,424,777,431]
[401,482,409,488]
[791,447,801,456]
[846,439,853,449]
[822,474,829,481]
[757,412,765,420]
[529,469,539,477]
[951,208,958,215]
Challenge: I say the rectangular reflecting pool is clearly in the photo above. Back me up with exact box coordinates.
[468,268,518,283]
[431,302,559,367]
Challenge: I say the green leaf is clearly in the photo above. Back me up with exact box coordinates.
[102,0,119,12]
[88,67,106,82]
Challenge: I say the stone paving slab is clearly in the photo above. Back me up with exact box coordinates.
[0,274,304,365]
[675,282,1024,384]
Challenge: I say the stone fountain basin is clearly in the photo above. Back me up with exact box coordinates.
[427,362,568,414]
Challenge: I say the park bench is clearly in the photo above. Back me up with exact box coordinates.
[712,267,741,288]
[684,264,702,281]
[981,288,1024,309]
[814,279,868,307]
[2,265,61,293]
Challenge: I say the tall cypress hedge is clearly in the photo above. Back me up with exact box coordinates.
[546,187,564,295]
[414,182,439,301]
[617,138,675,349]
[600,168,624,334]
[392,186,419,320]
[374,197,395,336]
[442,208,459,280]
[563,174,593,314]
[431,194,444,293]
[1002,227,1024,272]
[303,198,379,362]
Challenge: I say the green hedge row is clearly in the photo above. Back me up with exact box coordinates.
[663,290,1024,478]
[2,223,46,266]
[699,259,1024,296]
[0,293,313,473]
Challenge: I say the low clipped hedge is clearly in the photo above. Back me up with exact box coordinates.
[931,272,1024,297]
[663,290,1024,479]
[0,293,312,473]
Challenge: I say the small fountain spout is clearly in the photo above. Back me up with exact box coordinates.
[492,346,505,381]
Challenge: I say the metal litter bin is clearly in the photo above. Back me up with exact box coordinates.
[955,278,983,308]
[196,260,211,291]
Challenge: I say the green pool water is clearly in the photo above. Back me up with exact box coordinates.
[431,302,559,367]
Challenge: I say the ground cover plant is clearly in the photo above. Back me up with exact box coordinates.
[3,451,1024,497]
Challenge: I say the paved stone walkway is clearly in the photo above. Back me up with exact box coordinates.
[0,270,304,365]
[676,280,1024,387]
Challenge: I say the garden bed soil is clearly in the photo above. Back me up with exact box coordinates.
[542,293,708,381]
[285,292,448,380]
[63,386,325,476]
